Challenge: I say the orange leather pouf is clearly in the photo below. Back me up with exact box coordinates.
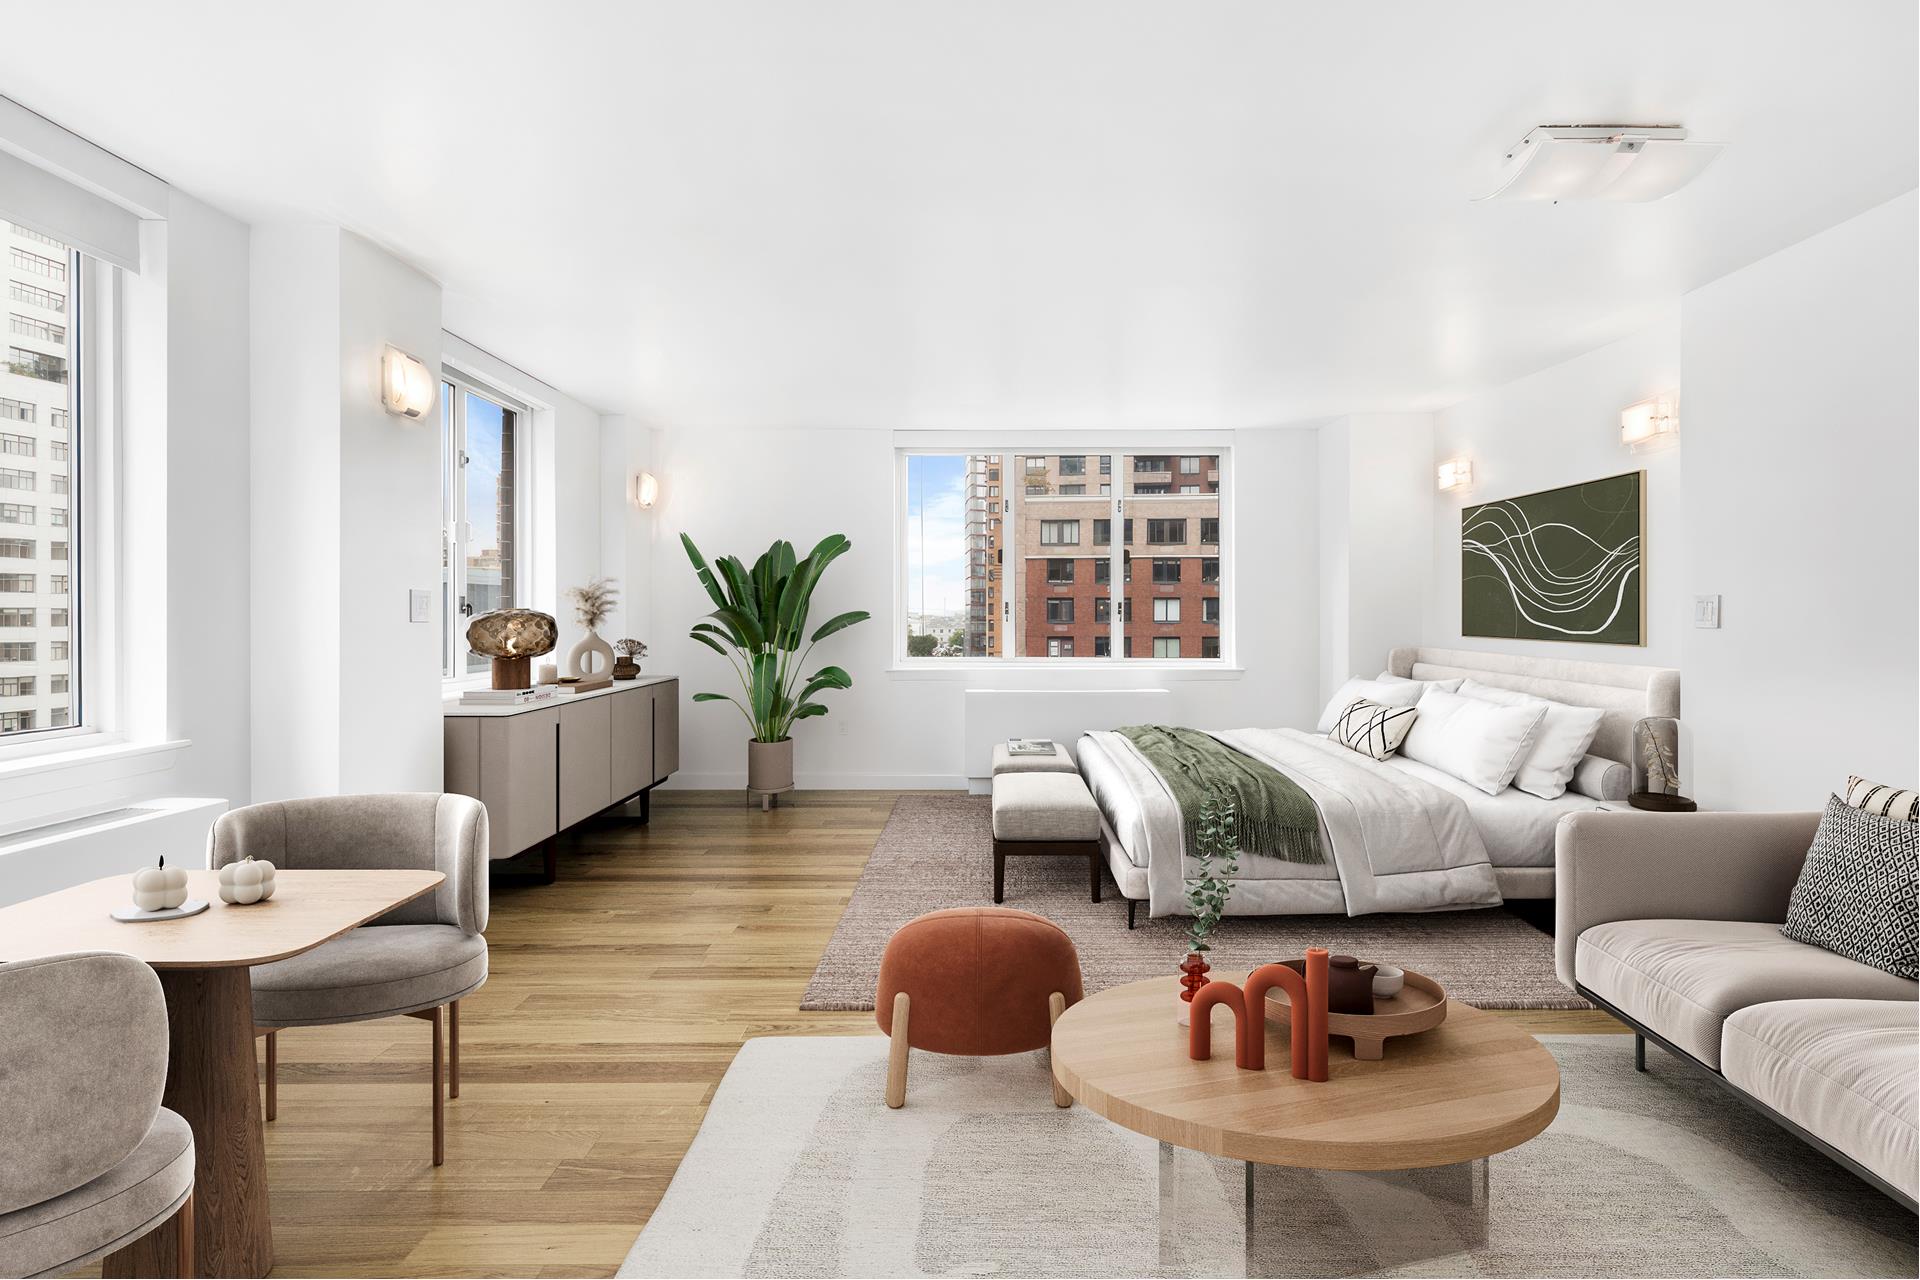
[874,907,1085,1108]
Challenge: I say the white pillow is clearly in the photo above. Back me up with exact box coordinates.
[1374,672,1466,697]
[1456,678,1606,800]
[1315,677,1422,733]
[1399,687,1548,796]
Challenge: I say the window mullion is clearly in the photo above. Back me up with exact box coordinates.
[1107,472,1122,661]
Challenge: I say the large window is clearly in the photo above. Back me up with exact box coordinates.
[441,374,524,678]
[0,225,78,738]
[899,448,1228,662]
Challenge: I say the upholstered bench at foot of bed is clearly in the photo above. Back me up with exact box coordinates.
[991,771,1103,905]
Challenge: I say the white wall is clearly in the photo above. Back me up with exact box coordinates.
[1319,413,1433,700]
[249,226,444,798]
[649,426,1320,788]
[336,232,443,793]
[158,192,254,805]
[1427,310,1684,666]
[249,225,341,800]
[598,414,654,647]
[1682,190,1918,811]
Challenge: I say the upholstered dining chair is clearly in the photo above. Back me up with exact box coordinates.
[0,951,195,1278]
[210,792,490,1166]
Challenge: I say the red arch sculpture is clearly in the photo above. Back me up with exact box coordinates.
[1245,951,1330,1081]
[1186,980,1250,1066]
[1186,947,1330,1081]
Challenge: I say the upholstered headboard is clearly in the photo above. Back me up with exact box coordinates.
[1386,646,1680,769]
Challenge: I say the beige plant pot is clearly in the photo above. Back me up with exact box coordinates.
[747,738,795,795]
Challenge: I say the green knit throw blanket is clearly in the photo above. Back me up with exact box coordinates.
[1116,724,1322,864]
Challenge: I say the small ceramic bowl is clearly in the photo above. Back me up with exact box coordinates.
[1371,964,1405,1000]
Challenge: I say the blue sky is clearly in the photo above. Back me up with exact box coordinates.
[904,454,967,630]
[463,393,505,556]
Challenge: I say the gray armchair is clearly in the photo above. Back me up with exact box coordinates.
[0,952,194,1278]
[211,792,489,1166]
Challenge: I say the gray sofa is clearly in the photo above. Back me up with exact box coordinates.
[1556,810,1918,1210]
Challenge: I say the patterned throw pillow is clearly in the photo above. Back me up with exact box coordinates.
[1329,698,1418,762]
[1780,794,1919,979]
[1843,775,1920,823]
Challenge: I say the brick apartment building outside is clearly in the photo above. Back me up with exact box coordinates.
[995,453,1221,659]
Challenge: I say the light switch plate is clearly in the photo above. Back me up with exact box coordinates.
[409,589,431,623]
[1693,594,1721,628]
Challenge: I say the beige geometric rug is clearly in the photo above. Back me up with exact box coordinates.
[802,794,1587,1011]
[620,1036,1917,1279]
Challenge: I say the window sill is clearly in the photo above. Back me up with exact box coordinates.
[888,664,1244,681]
[0,735,190,784]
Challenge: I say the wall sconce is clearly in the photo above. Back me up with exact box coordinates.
[1436,458,1474,492]
[629,470,660,509]
[1621,396,1678,451]
[382,346,435,420]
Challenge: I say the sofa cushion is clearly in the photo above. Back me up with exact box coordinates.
[992,772,1100,842]
[1780,794,1919,980]
[1722,999,1918,1201]
[1576,918,1917,1068]
[251,924,488,1027]
[0,1108,192,1278]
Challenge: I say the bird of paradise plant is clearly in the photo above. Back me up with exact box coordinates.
[681,533,870,742]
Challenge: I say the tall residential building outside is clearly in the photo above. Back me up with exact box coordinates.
[0,223,75,736]
[963,454,1003,656]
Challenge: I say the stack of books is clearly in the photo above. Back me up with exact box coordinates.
[459,686,558,707]
[1006,738,1057,756]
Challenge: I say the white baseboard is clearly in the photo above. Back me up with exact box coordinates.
[661,771,967,791]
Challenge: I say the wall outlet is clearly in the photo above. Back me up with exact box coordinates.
[409,589,431,623]
[1693,594,1721,628]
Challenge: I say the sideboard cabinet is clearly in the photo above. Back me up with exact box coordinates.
[443,676,678,880]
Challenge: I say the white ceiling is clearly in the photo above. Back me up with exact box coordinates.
[3,1,1914,427]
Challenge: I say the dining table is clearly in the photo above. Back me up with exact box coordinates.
[0,867,443,1278]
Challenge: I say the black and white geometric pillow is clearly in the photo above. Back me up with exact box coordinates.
[1780,793,1919,980]
[1843,775,1920,823]
[1329,698,1419,762]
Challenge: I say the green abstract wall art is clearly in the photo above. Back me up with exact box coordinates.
[1461,470,1645,645]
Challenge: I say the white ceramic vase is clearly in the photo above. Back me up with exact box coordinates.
[567,627,615,678]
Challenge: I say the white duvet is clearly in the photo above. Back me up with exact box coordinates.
[1079,727,1505,918]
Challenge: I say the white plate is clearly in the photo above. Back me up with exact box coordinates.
[111,898,211,922]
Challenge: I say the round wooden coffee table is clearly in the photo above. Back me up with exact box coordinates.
[1051,973,1560,1273]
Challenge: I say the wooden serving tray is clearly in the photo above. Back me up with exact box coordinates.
[1265,967,1447,1060]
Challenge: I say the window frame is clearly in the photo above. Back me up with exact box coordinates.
[440,368,532,683]
[893,443,1234,670]
[0,240,96,756]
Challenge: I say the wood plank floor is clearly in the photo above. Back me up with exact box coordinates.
[112,790,1625,1278]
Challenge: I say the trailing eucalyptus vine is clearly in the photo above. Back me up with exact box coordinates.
[1184,791,1239,956]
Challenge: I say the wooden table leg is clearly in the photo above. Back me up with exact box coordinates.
[104,967,272,1278]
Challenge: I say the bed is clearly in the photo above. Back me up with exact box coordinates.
[1079,646,1680,918]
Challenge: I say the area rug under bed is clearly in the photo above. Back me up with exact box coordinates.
[801,794,1586,1011]
[620,1035,1915,1278]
